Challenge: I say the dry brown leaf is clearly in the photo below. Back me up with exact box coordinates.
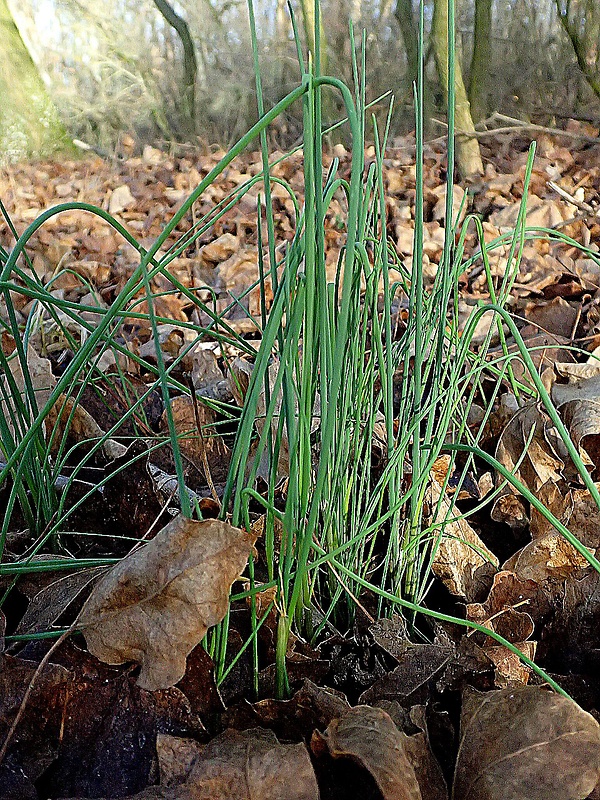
[0,345,56,438]
[506,534,591,583]
[452,686,600,800]
[108,184,136,215]
[161,395,230,484]
[503,482,599,583]
[45,393,127,460]
[61,728,318,800]
[0,654,71,780]
[430,185,466,226]
[184,728,318,800]
[490,493,529,530]
[482,641,536,687]
[201,232,239,263]
[489,195,569,230]
[139,324,184,361]
[78,515,256,690]
[466,571,537,644]
[217,251,259,294]
[524,296,578,340]
[14,566,108,636]
[429,479,498,602]
[156,733,204,787]
[492,402,568,529]
[312,705,423,800]
[552,361,600,470]
[495,402,564,494]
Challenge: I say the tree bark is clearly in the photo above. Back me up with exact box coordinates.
[394,0,435,132]
[469,0,492,122]
[554,0,600,101]
[152,0,198,136]
[299,0,328,73]
[0,0,72,162]
[432,0,483,178]
[394,0,420,86]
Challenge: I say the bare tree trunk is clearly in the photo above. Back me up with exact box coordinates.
[554,0,600,100]
[432,0,483,178]
[0,0,72,162]
[394,0,420,85]
[394,0,435,133]
[152,0,198,136]
[469,0,492,122]
[299,0,328,72]
[274,0,288,93]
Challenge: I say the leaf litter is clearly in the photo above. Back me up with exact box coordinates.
[2,126,600,797]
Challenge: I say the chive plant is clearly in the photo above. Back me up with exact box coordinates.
[216,0,600,697]
[1,0,600,703]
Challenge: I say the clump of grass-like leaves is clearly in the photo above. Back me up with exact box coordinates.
[1,0,600,705]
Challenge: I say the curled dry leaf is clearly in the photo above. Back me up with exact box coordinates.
[45,393,127,460]
[0,345,56,438]
[466,571,538,644]
[494,402,564,496]
[78,515,257,690]
[60,728,319,800]
[481,642,536,687]
[161,395,230,484]
[492,402,566,529]
[312,705,423,800]
[14,565,108,636]
[466,572,548,687]
[428,479,498,602]
[503,482,599,584]
[452,686,600,800]
[552,361,600,471]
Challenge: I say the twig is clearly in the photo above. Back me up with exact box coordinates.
[432,112,600,144]
[547,180,595,214]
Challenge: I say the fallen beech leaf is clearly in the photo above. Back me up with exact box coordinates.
[524,296,578,340]
[61,728,319,800]
[78,515,257,690]
[161,395,230,484]
[14,566,108,636]
[429,479,498,601]
[185,728,318,800]
[466,571,538,644]
[490,493,529,530]
[452,686,600,800]
[503,482,599,584]
[45,393,127,460]
[492,402,569,529]
[495,402,564,495]
[156,733,203,787]
[313,705,423,800]
[43,640,204,798]
[552,361,600,470]
[108,184,136,215]
[0,345,56,438]
[482,641,536,687]
[201,232,239,263]
[506,533,592,583]
[359,644,451,706]
[489,195,569,230]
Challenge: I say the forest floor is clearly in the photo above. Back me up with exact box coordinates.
[1,121,600,799]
